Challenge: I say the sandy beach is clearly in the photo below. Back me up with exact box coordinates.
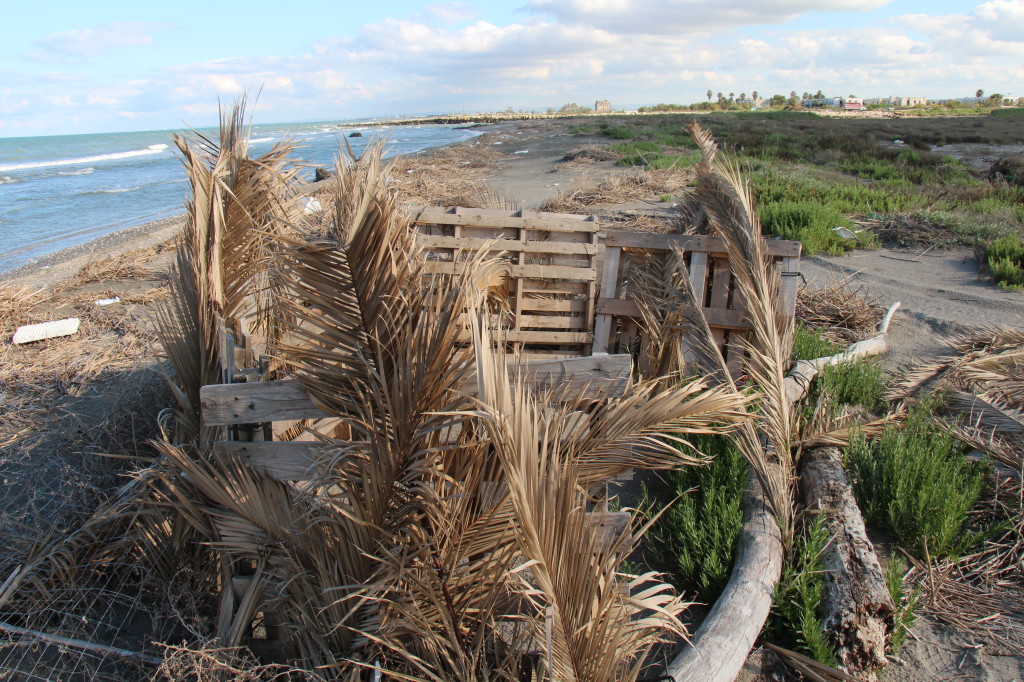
[2,114,1023,680]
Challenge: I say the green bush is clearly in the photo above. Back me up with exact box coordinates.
[644,434,747,599]
[648,153,701,169]
[986,233,1024,290]
[846,399,987,558]
[842,157,900,181]
[760,200,873,255]
[608,141,661,155]
[599,124,638,139]
[767,516,837,665]
[989,108,1024,119]
[885,556,918,655]
[815,358,887,414]
[792,322,841,361]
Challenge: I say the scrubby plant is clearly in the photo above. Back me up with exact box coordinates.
[846,398,987,558]
[815,358,887,414]
[767,516,837,665]
[760,200,874,255]
[986,232,1024,290]
[885,555,919,655]
[644,434,747,599]
[792,322,841,361]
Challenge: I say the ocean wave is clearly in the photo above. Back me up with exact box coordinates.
[55,167,95,176]
[248,137,275,144]
[0,143,170,173]
[0,175,20,185]
[80,185,143,195]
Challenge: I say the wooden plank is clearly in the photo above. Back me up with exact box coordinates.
[592,246,622,354]
[778,256,800,322]
[709,257,732,351]
[512,354,631,397]
[417,234,597,255]
[519,298,588,313]
[595,298,752,330]
[422,262,596,282]
[519,279,590,295]
[201,380,332,426]
[688,251,710,308]
[517,315,586,330]
[726,330,748,379]
[604,231,801,258]
[411,209,600,232]
[213,441,327,480]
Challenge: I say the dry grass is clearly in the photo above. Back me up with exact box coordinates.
[855,213,960,248]
[539,168,695,214]
[71,240,175,286]
[554,145,619,169]
[389,140,508,207]
[796,275,885,344]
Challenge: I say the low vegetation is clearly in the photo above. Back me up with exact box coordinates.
[846,398,988,559]
[578,111,1024,260]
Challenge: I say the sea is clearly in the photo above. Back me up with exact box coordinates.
[0,120,483,273]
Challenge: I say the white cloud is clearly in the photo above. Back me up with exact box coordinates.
[526,0,892,34]
[25,22,174,64]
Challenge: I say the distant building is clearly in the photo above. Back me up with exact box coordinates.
[594,100,611,113]
[897,97,928,107]
[802,97,841,108]
[842,97,865,111]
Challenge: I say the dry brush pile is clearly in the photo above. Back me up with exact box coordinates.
[0,103,757,681]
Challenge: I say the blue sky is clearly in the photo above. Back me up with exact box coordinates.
[1,0,1021,137]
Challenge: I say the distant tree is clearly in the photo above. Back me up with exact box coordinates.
[770,94,786,106]
[802,92,810,100]
[717,92,724,104]
[752,90,759,102]
[976,88,984,99]
[728,92,735,103]
[788,91,800,106]
[707,89,713,103]
[739,92,746,102]
[989,93,1004,106]
[814,89,825,99]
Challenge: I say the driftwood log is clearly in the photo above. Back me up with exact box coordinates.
[800,446,894,669]
[663,302,900,681]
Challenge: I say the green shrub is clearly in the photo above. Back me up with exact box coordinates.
[648,153,701,169]
[846,399,987,558]
[767,516,837,665]
[842,157,900,181]
[608,141,661,155]
[989,108,1024,119]
[760,200,871,255]
[599,124,638,139]
[644,434,747,599]
[568,124,593,134]
[792,322,841,361]
[815,358,887,414]
[986,233,1024,290]
[885,556,918,655]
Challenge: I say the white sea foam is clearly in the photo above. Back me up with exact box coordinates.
[56,167,95,176]
[0,144,169,172]
[0,176,19,185]
[80,186,143,195]
[248,137,274,144]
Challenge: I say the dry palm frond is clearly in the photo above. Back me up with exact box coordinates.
[155,95,302,439]
[670,121,796,542]
[470,316,703,682]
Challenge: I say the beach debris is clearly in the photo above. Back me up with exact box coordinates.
[833,226,857,240]
[299,197,322,214]
[12,317,81,345]
[95,296,120,306]
[313,167,333,182]
[514,150,529,154]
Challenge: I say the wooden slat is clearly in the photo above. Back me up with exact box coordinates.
[595,298,752,330]
[592,245,622,354]
[512,353,630,396]
[417,234,597,255]
[202,355,628,427]
[688,251,709,307]
[422,261,596,281]
[709,257,732,350]
[778,256,800,321]
[517,315,586,330]
[605,231,801,258]
[213,441,327,480]
[202,380,331,425]
[519,279,590,295]
[411,209,599,232]
[519,298,588,313]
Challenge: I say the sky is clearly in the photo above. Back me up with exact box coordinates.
[1,0,1022,137]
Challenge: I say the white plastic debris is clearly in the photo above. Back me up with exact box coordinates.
[833,226,858,240]
[514,150,529,154]
[300,197,322,214]
[95,296,120,306]
[13,317,81,345]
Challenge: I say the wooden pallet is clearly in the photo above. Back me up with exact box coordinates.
[592,231,802,379]
[411,206,599,358]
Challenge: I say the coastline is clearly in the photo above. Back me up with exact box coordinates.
[0,214,183,289]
